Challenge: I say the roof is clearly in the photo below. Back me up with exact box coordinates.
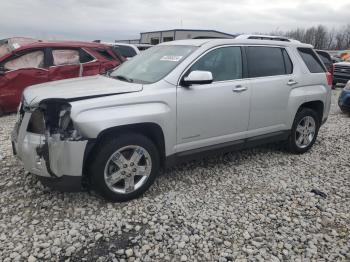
[0,40,114,62]
[8,40,110,51]
[159,35,313,48]
[140,29,236,37]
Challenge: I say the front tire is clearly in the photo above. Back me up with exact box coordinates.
[89,133,160,202]
[287,108,320,154]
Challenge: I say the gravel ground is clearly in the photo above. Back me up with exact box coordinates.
[0,89,349,262]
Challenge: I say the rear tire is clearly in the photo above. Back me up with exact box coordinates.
[287,108,320,154]
[89,133,160,202]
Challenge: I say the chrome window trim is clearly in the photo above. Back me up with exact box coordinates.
[177,44,296,86]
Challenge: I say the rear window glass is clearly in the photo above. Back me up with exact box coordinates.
[298,48,326,73]
[52,49,79,66]
[247,46,286,77]
[113,45,137,58]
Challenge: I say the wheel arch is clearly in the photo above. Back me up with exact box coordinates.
[297,100,324,123]
[83,122,166,178]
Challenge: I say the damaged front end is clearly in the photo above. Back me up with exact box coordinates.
[12,99,88,191]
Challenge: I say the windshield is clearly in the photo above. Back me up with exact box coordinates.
[110,45,197,84]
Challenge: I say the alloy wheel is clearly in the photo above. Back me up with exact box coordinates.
[295,116,316,149]
[104,145,152,194]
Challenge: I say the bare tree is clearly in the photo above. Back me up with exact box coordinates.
[265,24,350,50]
[326,28,335,49]
[314,25,328,49]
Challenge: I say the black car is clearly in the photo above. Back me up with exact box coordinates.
[316,50,333,73]
[333,62,350,87]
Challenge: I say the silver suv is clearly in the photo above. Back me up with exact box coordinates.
[12,35,332,201]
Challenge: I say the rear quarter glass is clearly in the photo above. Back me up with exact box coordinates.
[298,48,326,73]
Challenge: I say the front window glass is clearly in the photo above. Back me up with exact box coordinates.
[110,45,197,84]
[4,50,44,70]
[188,46,243,82]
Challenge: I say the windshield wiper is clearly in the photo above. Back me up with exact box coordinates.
[113,75,133,83]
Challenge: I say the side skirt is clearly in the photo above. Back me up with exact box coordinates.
[165,130,290,168]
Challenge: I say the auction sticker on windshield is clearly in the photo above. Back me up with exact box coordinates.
[160,55,183,62]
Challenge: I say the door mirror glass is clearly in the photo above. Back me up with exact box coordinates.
[182,70,213,86]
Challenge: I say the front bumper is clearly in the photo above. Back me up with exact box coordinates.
[11,111,88,191]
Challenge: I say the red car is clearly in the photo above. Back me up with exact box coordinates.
[0,39,124,114]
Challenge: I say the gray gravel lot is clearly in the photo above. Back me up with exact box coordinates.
[0,89,349,262]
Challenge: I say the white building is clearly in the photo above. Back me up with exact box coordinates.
[116,29,235,45]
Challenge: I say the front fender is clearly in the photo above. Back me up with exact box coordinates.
[72,102,175,155]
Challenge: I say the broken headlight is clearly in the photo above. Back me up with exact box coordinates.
[58,108,71,132]
[27,109,45,134]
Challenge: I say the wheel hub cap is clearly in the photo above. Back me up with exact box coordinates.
[295,116,316,149]
[104,145,152,194]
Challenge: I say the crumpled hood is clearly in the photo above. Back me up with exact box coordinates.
[23,75,143,106]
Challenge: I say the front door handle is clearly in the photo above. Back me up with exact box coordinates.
[287,79,298,86]
[232,85,247,93]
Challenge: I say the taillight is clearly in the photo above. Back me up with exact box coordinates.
[326,72,333,86]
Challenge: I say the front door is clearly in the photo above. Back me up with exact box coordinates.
[176,46,251,152]
[0,49,48,112]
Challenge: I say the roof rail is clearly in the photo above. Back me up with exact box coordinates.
[236,34,300,43]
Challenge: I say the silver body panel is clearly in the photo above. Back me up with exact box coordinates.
[12,37,332,181]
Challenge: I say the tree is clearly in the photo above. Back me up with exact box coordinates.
[267,24,350,50]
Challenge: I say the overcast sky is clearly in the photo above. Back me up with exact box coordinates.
[1,0,349,42]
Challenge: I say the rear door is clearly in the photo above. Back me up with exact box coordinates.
[245,46,296,137]
[48,48,81,80]
[0,48,48,112]
[79,48,101,76]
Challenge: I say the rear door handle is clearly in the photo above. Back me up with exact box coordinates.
[232,85,247,93]
[287,79,298,86]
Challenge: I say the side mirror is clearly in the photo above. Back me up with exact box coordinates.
[182,70,213,86]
